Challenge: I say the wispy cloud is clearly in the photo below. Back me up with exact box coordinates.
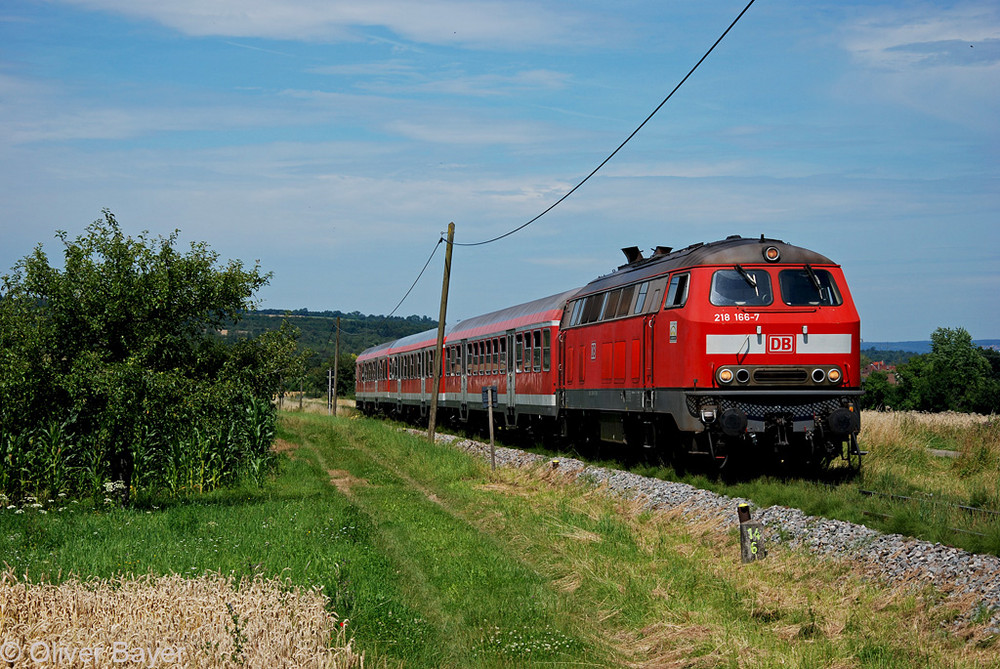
[52,0,608,48]
[838,5,1000,132]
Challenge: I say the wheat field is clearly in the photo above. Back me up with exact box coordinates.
[0,570,363,668]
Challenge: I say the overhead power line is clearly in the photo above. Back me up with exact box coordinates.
[449,0,758,248]
[386,237,443,318]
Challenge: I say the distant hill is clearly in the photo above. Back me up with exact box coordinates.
[863,340,1000,355]
[219,309,437,361]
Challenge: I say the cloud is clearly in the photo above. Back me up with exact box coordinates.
[52,0,605,48]
[838,5,1000,132]
[843,6,1000,70]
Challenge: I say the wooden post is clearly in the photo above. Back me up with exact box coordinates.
[332,316,340,416]
[327,368,332,415]
[738,503,766,563]
[484,386,497,471]
[427,223,455,444]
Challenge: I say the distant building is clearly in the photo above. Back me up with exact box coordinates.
[862,360,897,384]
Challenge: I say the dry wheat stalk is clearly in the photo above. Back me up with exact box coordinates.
[0,570,363,668]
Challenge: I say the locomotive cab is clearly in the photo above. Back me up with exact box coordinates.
[662,237,863,468]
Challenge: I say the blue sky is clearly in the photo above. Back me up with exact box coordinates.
[1,0,997,342]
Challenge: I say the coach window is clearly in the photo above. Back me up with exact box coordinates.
[542,330,551,371]
[484,339,492,375]
[515,333,524,372]
[665,273,689,309]
[523,333,533,373]
[491,338,499,373]
[499,338,507,373]
[532,330,542,372]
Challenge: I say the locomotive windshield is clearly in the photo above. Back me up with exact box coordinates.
[779,268,843,306]
[710,269,773,306]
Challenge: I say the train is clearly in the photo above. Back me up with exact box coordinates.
[356,235,863,469]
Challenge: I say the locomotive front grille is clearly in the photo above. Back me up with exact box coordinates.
[752,368,808,384]
[687,394,844,420]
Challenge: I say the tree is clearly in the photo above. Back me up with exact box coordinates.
[0,210,299,500]
[892,327,997,413]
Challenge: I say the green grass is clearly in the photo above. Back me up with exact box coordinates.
[2,411,997,667]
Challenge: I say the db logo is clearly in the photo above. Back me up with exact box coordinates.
[767,335,795,353]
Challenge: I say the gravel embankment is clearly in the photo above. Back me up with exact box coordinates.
[424,431,1000,636]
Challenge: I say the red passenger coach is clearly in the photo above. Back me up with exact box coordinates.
[358,235,863,469]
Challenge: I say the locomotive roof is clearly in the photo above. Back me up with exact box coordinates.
[578,235,837,296]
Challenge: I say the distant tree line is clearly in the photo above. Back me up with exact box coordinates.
[218,311,437,399]
[861,327,1000,413]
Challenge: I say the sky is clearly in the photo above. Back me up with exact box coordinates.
[1,0,998,342]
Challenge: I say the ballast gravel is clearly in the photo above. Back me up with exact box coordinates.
[422,430,1000,636]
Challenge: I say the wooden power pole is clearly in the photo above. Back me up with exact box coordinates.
[427,222,455,443]
[332,316,340,416]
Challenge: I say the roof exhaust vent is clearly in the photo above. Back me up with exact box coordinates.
[621,246,644,264]
[653,246,673,257]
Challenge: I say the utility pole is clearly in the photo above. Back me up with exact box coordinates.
[327,368,332,415]
[427,222,455,443]
[333,316,340,416]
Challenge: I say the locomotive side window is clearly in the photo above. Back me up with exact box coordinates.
[633,282,649,313]
[779,269,843,306]
[569,299,584,326]
[615,284,636,317]
[710,269,773,306]
[664,273,689,309]
[580,293,604,324]
[602,288,623,320]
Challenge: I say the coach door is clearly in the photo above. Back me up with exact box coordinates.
[506,330,516,412]
[459,339,469,413]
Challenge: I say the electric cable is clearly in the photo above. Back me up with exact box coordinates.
[450,0,757,247]
[386,238,443,318]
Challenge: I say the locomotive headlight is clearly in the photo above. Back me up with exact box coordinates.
[828,367,842,384]
[717,368,734,384]
[812,368,826,383]
[763,246,781,262]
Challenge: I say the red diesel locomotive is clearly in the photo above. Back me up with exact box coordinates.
[356,235,863,467]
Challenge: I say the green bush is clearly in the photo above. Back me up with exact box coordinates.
[0,210,301,501]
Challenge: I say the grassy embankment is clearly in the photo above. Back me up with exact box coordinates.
[515,410,1000,558]
[3,411,997,667]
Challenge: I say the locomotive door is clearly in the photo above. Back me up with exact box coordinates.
[643,315,655,388]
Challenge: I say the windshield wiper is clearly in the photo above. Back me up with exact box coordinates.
[804,264,823,296]
[735,264,759,296]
